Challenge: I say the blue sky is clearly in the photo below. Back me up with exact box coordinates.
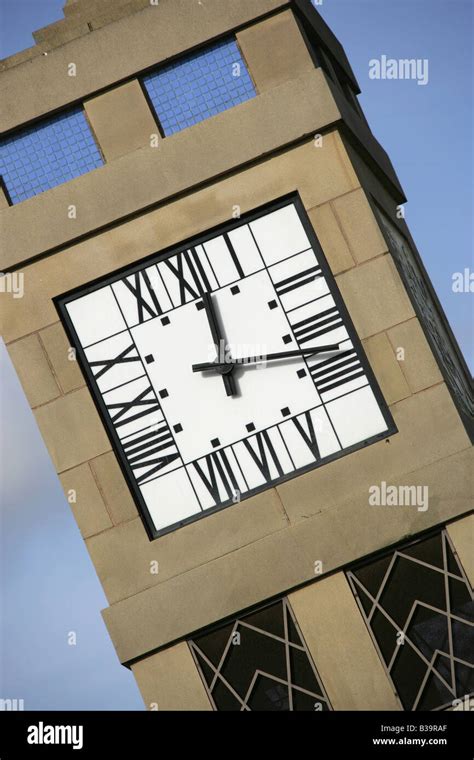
[0,0,472,710]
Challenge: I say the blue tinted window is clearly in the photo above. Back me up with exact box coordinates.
[0,107,103,204]
[143,38,256,136]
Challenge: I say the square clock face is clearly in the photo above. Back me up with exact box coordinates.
[57,196,395,538]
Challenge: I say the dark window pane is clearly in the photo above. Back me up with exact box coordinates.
[241,602,285,639]
[400,534,445,570]
[292,688,331,711]
[378,556,446,623]
[289,647,325,696]
[454,661,474,698]
[356,583,375,617]
[192,622,235,667]
[220,627,287,698]
[391,643,429,710]
[193,651,215,688]
[212,680,243,711]
[248,676,289,711]
[447,543,464,577]
[416,667,455,711]
[452,615,474,665]
[449,578,473,619]
[287,613,303,646]
[408,605,449,662]
[352,553,393,598]
[371,608,397,666]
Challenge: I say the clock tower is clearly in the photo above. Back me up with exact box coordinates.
[1,0,472,711]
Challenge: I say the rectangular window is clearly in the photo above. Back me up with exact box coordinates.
[347,529,474,711]
[375,205,474,427]
[189,598,332,711]
[142,37,256,137]
[0,107,103,204]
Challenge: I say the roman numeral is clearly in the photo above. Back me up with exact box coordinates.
[89,343,140,380]
[279,406,340,468]
[106,384,161,428]
[162,249,212,306]
[292,305,343,344]
[292,411,321,460]
[192,450,240,503]
[273,263,322,296]
[122,270,163,323]
[242,430,285,482]
[122,424,180,484]
[308,349,365,396]
[223,233,245,279]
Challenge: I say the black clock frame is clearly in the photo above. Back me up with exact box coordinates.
[55,192,397,540]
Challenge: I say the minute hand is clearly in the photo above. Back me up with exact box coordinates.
[193,345,340,372]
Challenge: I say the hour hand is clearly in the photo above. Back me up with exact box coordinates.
[201,292,236,397]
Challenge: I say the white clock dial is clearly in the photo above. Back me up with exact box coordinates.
[58,198,395,538]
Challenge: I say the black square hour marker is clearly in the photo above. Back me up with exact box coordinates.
[297,369,307,379]
[161,316,171,326]
[281,407,291,417]
[173,424,183,434]
[246,422,256,432]
[230,285,240,295]
[159,389,169,399]
[196,300,205,311]
[145,354,155,365]
[268,300,278,310]
[211,438,221,448]
[282,334,292,345]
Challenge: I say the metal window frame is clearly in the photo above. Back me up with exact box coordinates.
[189,596,333,711]
[347,527,474,712]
